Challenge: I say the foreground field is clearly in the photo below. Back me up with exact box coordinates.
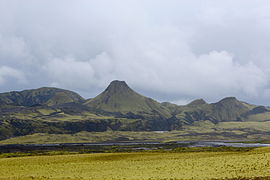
[1,148,270,180]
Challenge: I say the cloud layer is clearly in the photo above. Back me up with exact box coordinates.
[1,0,270,105]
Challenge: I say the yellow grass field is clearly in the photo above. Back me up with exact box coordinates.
[1,148,270,180]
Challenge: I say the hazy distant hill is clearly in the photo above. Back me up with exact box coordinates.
[1,80,270,142]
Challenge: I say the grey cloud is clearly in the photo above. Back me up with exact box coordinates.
[0,0,270,105]
[0,66,26,85]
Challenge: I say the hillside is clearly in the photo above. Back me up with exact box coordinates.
[1,80,270,143]
[0,87,84,106]
[84,80,171,118]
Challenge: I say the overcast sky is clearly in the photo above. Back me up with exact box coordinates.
[1,0,270,105]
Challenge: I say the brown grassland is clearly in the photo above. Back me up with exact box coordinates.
[1,147,270,180]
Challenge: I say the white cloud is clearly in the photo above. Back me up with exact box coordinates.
[44,58,95,89]
[172,99,193,106]
[0,0,270,104]
[0,34,33,65]
[0,66,26,85]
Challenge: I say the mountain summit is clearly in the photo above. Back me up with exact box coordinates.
[210,97,250,121]
[103,80,134,97]
[187,99,207,107]
[84,80,170,117]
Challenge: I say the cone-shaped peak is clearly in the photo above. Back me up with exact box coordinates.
[84,80,171,117]
[104,80,133,94]
[84,80,142,112]
[109,80,128,86]
[106,80,129,89]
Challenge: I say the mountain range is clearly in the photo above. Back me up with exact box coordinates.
[1,80,270,142]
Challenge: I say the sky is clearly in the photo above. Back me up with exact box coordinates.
[1,0,270,105]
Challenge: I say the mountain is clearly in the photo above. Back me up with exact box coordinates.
[187,99,207,107]
[209,97,250,121]
[0,87,84,106]
[1,80,270,143]
[84,80,171,118]
[172,97,257,124]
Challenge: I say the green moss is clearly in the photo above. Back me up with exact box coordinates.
[84,80,171,118]
[0,87,84,106]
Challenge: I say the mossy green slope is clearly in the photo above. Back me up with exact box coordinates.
[169,97,264,124]
[84,80,171,117]
[209,97,250,121]
[0,87,84,106]
[187,99,207,107]
[2,80,270,142]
